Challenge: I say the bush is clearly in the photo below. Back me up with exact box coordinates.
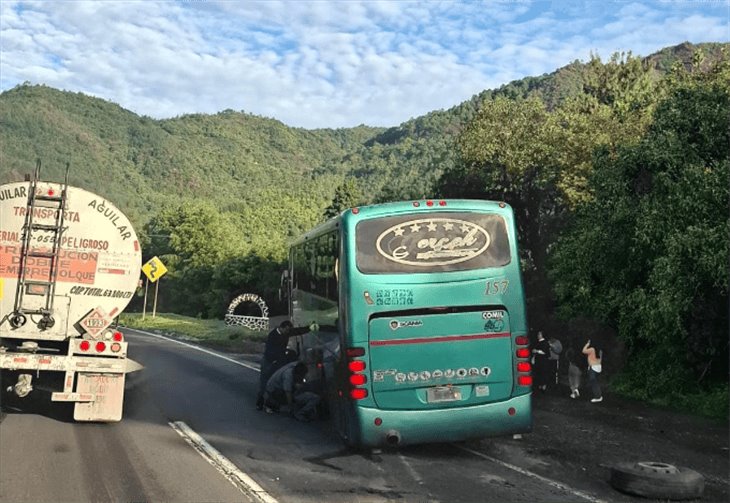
[611,372,729,420]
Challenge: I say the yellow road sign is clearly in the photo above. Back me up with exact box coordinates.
[142,256,168,283]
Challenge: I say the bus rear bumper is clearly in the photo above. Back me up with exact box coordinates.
[354,393,532,447]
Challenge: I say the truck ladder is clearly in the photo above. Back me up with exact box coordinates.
[10,160,70,330]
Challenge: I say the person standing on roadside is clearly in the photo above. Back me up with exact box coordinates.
[532,331,552,391]
[582,339,603,403]
[255,320,314,410]
[564,346,583,399]
[548,336,563,385]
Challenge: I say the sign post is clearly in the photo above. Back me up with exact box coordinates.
[153,280,159,318]
[142,278,149,320]
[141,257,168,319]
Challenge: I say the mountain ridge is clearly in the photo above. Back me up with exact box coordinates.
[1,41,726,230]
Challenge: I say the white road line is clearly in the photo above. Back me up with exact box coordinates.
[398,453,425,486]
[170,421,278,503]
[124,328,260,372]
[454,445,608,503]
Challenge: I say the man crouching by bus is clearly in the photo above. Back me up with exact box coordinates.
[256,320,313,410]
[263,361,321,421]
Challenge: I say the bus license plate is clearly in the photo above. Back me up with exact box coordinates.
[427,386,461,403]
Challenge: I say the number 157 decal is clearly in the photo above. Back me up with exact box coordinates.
[485,280,509,295]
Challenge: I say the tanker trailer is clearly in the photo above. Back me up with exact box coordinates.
[0,165,142,421]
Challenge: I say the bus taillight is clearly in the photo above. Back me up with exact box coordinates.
[350,388,368,400]
[516,348,530,358]
[515,334,532,387]
[347,347,368,399]
[348,360,366,372]
[518,375,532,386]
[347,347,365,357]
[350,374,367,385]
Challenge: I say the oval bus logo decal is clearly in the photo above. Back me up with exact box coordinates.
[376,218,491,266]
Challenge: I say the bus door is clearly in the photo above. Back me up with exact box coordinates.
[368,309,513,410]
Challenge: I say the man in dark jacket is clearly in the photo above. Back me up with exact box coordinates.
[255,320,312,410]
[531,331,552,391]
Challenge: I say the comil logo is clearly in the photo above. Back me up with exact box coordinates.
[376,218,490,266]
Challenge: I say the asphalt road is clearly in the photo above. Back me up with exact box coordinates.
[1,329,727,502]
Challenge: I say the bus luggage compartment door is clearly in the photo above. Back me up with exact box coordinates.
[368,310,513,410]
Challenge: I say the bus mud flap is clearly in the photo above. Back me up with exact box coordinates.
[73,373,125,422]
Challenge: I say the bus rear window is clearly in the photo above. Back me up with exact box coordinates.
[356,212,511,274]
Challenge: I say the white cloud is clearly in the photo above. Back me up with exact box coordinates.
[1,0,727,128]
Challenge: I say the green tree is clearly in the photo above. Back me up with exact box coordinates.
[436,98,568,322]
[435,53,660,324]
[212,252,287,316]
[323,178,365,219]
[144,201,241,317]
[583,52,657,121]
[549,60,730,399]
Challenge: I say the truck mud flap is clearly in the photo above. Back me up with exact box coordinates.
[72,373,125,422]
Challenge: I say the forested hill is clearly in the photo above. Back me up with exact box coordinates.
[2,42,728,414]
[0,86,383,227]
[1,41,726,230]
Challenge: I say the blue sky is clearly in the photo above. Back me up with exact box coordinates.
[1,0,728,128]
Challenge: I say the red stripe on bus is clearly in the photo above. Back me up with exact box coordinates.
[370,332,511,346]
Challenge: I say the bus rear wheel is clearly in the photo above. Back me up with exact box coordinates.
[609,461,704,500]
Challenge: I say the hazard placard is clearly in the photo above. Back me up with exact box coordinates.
[79,307,112,338]
[141,256,167,283]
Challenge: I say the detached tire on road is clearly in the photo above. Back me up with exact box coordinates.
[610,461,704,500]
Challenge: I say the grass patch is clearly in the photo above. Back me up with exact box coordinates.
[611,377,729,421]
[119,312,268,352]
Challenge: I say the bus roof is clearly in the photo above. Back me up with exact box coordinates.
[290,199,512,247]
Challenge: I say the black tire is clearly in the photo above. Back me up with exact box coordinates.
[610,461,704,500]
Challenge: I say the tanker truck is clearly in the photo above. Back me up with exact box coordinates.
[0,164,142,421]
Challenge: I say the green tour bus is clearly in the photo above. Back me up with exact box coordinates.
[285,199,532,447]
